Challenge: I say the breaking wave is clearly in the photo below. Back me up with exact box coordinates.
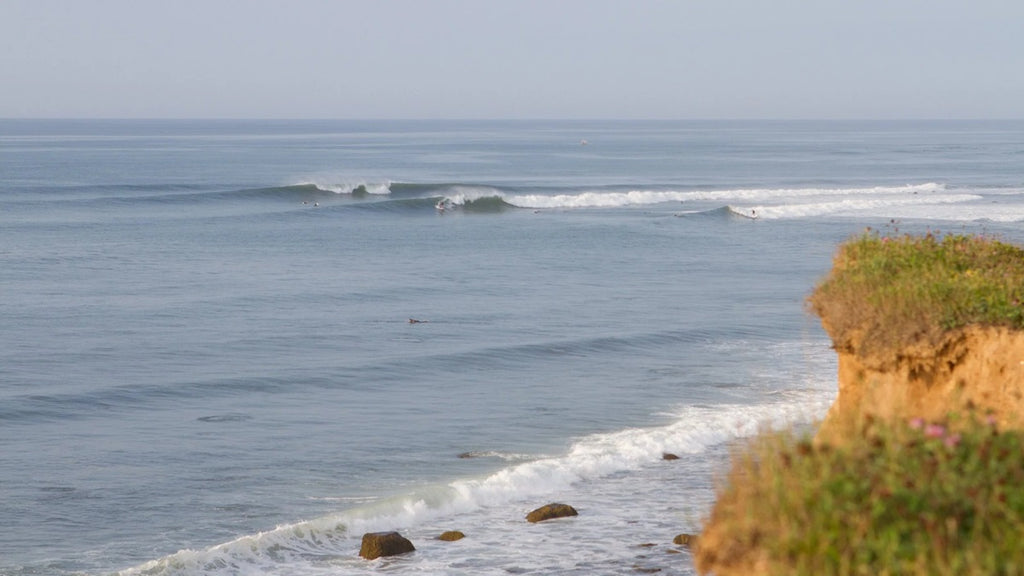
[297,179,394,196]
[118,396,831,576]
[504,183,947,209]
[51,180,1024,224]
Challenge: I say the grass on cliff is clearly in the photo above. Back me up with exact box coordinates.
[698,417,1024,576]
[807,231,1024,356]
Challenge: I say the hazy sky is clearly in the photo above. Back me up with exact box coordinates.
[2,0,1022,119]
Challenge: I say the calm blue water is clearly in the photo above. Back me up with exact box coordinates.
[3,120,1024,576]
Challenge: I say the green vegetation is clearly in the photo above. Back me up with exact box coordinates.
[808,231,1024,356]
[704,417,1024,576]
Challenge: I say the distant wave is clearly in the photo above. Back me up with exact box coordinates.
[726,193,982,220]
[118,397,831,576]
[49,181,1024,224]
[294,179,507,199]
[292,180,523,214]
[296,179,393,195]
[0,327,729,425]
[660,183,1024,222]
[434,186,514,213]
[504,183,948,209]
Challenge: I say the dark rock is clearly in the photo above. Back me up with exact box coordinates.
[438,530,465,541]
[662,452,680,460]
[526,503,578,523]
[673,533,698,548]
[359,531,415,559]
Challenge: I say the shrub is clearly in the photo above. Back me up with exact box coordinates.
[807,232,1024,358]
[698,417,1024,576]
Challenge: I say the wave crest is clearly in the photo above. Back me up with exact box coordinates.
[505,183,948,210]
[296,179,393,195]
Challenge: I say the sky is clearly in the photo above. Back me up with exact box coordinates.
[2,0,1022,119]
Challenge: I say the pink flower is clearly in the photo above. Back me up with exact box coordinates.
[908,418,925,430]
[944,433,962,448]
[925,424,946,439]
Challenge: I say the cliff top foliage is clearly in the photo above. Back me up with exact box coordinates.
[807,231,1024,356]
[697,416,1024,576]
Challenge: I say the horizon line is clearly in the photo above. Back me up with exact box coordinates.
[2,116,1023,122]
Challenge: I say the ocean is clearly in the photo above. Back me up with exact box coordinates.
[2,119,1023,575]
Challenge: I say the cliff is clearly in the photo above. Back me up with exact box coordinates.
[819,325,1024,439]
[810,232,1024,437]
[694,232,1024,576]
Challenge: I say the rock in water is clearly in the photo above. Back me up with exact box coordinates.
[359,531,415,559]
[438,530,465,541]
[662,452,680,460]
[673,533,698,548]
[526,503,578,523]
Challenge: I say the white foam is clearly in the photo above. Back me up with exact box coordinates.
[438,186,502,206]
[735,193,983,220]
[504,183,1024,223]
[297,179,393,195]
[118,394,832,576]
[505,183,947,210]
[873,201,1024,223]
[508,189,702,208]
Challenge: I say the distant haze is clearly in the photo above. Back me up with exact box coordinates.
[2,0,1022,119]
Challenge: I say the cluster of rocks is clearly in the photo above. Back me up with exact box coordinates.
[358,501,697,562]
[358,502,578,559]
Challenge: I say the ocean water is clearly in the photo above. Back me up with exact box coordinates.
[2,119,1024,576]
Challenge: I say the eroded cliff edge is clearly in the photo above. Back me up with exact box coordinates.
[810,232,1024,437]
[819,325,1024,438]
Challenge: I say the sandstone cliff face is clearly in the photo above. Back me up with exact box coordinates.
[818,325,1024,440]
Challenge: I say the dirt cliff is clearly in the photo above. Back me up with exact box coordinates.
[818,325,1024,440]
